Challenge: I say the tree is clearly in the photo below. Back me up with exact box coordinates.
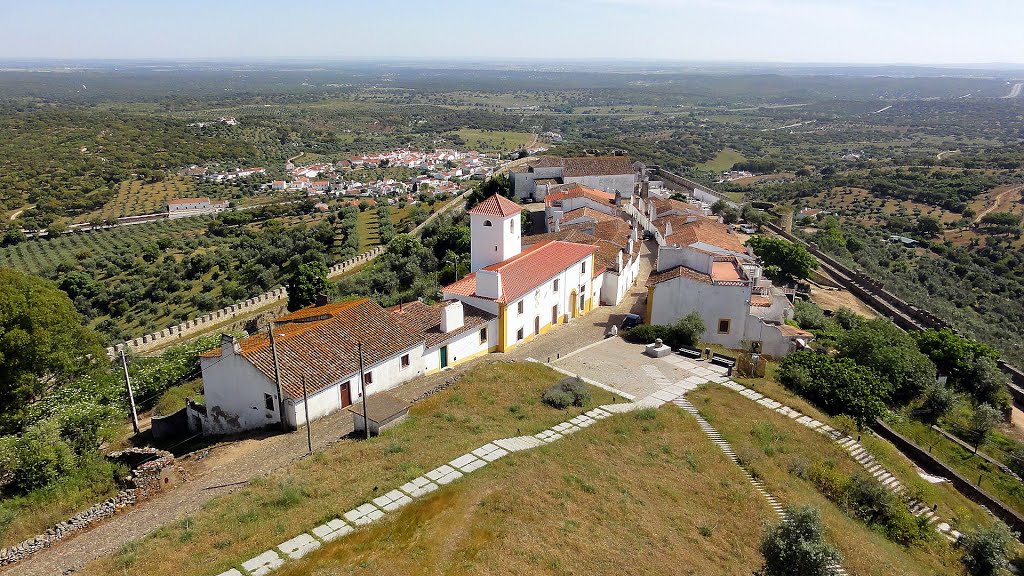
[969,403,1002,451]
[710,199,728,215]
[46,219,68,236]
[837,318,936,404]
[286,261,330,312]
[780,350,890,427]
[2,226,25,247]
[916,215,943,238]
[466,174,513,209]
[919,382,958,424]
[670,312,705,347]
[0,269,106,434]
[959,522,1017,576]
[758,506,842,576]
[747,235,817,283]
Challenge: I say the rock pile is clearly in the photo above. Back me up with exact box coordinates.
[413,374,463,403]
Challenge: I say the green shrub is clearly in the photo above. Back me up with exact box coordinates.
[959,522,1018,576]
[758,506,841,576]
[542,389,575,410]
[542,378,591,409]
[622,312,705,349]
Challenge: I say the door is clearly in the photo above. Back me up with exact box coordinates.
[340,381,352,408]
[534,316,540,335]
[440,345,449,369]
[552,305,558,326]
[570,290,579,319]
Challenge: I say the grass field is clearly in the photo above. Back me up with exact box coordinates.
[452,129,534,153]
[698,148,746,172]
[276,405,771,576]
[80,362,605,576]
[76,176,195,223]
[689,384,997,576]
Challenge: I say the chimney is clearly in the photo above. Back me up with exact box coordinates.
[440,300,465,333]
[664,220,673,237]
[314,294,329,307]
[476,269,503,300]
[220,333,241,357]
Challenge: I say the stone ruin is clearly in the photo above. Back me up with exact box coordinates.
[0,447,185,568]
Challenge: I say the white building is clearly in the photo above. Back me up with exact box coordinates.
[167,197,229,219]
[645,220,811,357]
[510,156,637,202]
[524,217,643,307]
[390,300,498,374]
[543,184,620,232]
[442,194,599,352]
[199,299,425,435]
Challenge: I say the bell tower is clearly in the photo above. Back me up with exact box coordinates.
[468,194,522,272]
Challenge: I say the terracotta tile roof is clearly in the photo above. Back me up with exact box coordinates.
[522,229,596,247]
[651,197,706,216]
[664,219,747,254]
[711,260,743,281]
[443,240,596,304]
[544,185,616,207]
[561,155,633,177]
[468,194,521,218]
[388,300,495,349]
[647,265,713,287]
[201,299,421,399]
[751,295,772,307]
[778,324,814,338]
[559,207,617,224]
[169,197,212,205]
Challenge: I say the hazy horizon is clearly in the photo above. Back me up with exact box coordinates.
[3,0,1023,65]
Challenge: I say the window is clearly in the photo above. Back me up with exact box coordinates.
[581,261,587,274]
[483,219,493,227]
[580,294,586,311]
[552,279,559,292]
[264,393,274,411]
[517,327,524,341]
[401,354,410,369]
[517,301,524,315]
[718,319,731,334]
[479,327,487,343]
[509,219,515,232]
[363,371,373,386]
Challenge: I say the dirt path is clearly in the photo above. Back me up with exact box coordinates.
[4,220,653,576]
[974,185,1023,224]
[936,149,959,160]
[7,205,32,221]
[2,410,359,576]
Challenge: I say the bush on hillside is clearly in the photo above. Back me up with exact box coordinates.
[542,378,591,409]
[959,522,1017,576]
[757,506,841,576]
[779,350,890,428]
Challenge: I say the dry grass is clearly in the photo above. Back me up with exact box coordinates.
[276,406,771,576]
[80,362,603,576]
[689,384,990,576]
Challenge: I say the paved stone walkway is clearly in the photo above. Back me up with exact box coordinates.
[214,399,638,576]
[213,344,960,576]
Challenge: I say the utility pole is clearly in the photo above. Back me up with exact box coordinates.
[120,350,139,435]
[301,375,312,454]
[358,341,369,439]
[269,325,287,431]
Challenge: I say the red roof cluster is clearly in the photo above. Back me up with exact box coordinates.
[468,194,521,218]
[443,240,596,304]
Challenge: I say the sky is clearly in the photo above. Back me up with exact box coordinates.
[2,0,1022,65]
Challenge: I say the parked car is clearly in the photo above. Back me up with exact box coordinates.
[739,224,758,234]
[621,313,642,330]
[642,230,655,241]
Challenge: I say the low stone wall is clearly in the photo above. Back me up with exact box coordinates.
[0,448,182,568]
[412,374,464,404]
[872,419,1024,539]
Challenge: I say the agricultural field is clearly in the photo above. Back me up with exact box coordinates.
[698,148,747,172]
[75,176,195,223]
[451,129,534,153]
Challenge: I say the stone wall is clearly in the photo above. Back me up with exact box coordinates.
[0,448,182,568]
